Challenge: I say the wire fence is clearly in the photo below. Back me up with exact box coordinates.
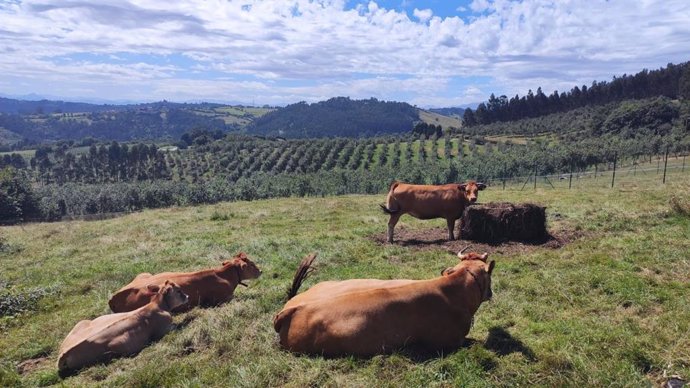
[488,153,689,191]
[488,151,690,190]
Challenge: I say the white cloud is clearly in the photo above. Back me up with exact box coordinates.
[0,0,688,106]
[413,8,433,23]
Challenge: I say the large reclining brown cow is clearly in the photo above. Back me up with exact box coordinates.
[273,251,495,357]
[57,281,188,375]
[380,180,486,242]
[109,252,262,313]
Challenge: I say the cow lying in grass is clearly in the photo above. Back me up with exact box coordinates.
[109,252,262,313]
[58,281,188,376]
[380,180,486,242]
[273,251,495,357]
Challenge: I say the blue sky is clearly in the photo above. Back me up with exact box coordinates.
[0,0,689,107]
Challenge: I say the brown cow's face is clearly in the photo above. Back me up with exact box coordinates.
[162,281,189,309]
[460,181,486,204]
[442,252,495,301]
[238,256,262,280]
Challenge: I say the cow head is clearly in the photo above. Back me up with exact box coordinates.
[441,251,495,302]
[222,252,262,282]
[458,181,486,204]
[153,280,188,310]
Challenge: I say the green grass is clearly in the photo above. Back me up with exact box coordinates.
[1,175,689,387]
[418,110,463,130]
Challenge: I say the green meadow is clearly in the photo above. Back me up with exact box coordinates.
[1,175,689,387]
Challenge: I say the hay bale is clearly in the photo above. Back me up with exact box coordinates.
[460,202,548,244]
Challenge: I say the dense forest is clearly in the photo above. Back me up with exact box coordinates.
[249,97,420,138]
[463,61,690,126]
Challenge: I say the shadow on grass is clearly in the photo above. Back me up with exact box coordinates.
[393,340,476,363]
[396,238,451,247]
[171,312,199,332]
[484,326,536,361]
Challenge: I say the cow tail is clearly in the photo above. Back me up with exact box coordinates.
[286,253,318,300]
[380,181,401,214]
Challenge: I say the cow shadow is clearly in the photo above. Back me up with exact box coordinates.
[392,338,481,363]
[395,238,450,247]
[171,311,199,332]
[483,326,536,361]
[397,327,536,364]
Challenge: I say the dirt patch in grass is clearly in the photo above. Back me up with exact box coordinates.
[370,225,583,255]
[16,356,50,375]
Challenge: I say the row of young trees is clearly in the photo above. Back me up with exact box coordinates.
[7,123,687,190]
[463,61,690,126]
[3,134,688,222]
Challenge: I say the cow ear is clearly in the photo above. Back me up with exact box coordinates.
[147,284,160,293]
[487,260,496,274]
[222,260,232,266]
[458,184,467,192]
[477,182,487,190]
[236,252,248,260]
[442,267,456,276]
[480,252,489,262]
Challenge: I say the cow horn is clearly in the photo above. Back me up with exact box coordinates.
[457,245,471,259]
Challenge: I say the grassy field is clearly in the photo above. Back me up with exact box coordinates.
[418,110,463,131]
[1,174,689,387]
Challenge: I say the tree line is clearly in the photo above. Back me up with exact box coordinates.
[463,61,690,126]
[249,97,420,138]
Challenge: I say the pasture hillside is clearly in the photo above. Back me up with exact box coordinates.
[0,176,688,386]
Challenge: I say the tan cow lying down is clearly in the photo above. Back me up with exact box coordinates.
[57,281,188,375]
[274,251,495,357]
[380,180,486,242]
[109,252,262,313]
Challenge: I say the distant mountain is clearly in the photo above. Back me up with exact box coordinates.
[0,98,273,144]
[248,97,420,138]
[0,97,118,115]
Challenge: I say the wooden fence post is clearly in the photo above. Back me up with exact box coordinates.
[611,152,617,188]
[533,163,537,190]
[503,163,506,191]
[662,146,669,184]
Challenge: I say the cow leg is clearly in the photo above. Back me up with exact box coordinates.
[387,213,402,243]
[446,218,456,240]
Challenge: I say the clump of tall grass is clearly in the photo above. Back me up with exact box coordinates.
[669,190,690,216]
[0,284,60,317]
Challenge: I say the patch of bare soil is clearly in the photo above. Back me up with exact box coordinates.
[16,356,50,374]
[371,225,584,255]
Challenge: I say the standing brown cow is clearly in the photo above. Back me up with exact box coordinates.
[380,180,486,242]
